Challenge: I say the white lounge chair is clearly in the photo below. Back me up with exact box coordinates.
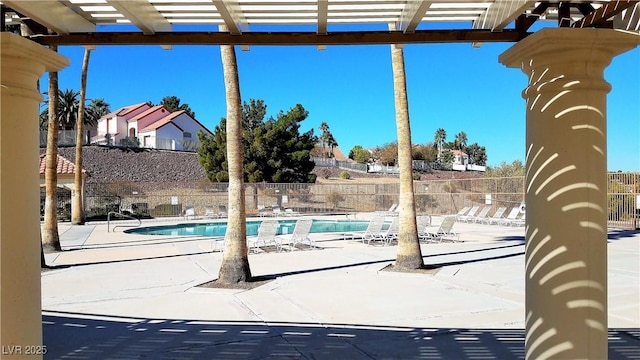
[472,206,492,223]
[204,207,216,219]
[417,215,432,239]
[455,206,471,221]
[484,206,507,225]
[420,216,459,243]
[381,217,399,245]
[277,219,314,251]
[499,207,521,226]
[248,220,280,253]
[218,205,228,218]
[458,206,480,223]
[183,205,196,220]
[284,208,300,217]
[345,216,385,244]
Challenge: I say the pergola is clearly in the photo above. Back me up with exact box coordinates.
[1,1,639,359]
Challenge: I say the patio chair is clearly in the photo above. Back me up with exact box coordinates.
[420,216,459,243]
[417,215,432,239]
[471,206,492,223]
[248,220,280,253]
[345,216,385,244]
[285,208,300,217]
[257,205,268,217]
[455,206,471,221]
[376,203,398,217]
[498,207,521,226]
[204,207,216,219]
[183,205,196,220]
[277,219,314,251]
[484,206,507,225]
[458,205,480,223]
[272,206,282,217]
[218,205,228,218]
[381,217,399,245]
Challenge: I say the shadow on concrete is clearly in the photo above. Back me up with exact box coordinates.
[607,229,640,241]
[42,311,639,360]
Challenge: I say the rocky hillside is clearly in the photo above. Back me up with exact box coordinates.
[51,146,206,183]
[47,145,484,184]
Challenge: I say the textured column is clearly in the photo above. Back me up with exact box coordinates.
[500,28,639,359]
[1,33,69,357]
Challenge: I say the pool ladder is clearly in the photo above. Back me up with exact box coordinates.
[107,211,142,232]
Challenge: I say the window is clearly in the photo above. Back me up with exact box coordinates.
[183,132,192,139]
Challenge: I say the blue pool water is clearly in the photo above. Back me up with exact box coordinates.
[125,219,372,237]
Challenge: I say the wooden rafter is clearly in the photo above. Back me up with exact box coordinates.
[572,0,640,28]
[473,0,536,31]
[30,29,528,47]
[398,1,432,33]
[212,0,246,35]
[515,2,550,33]
[318,0,328,35]
[107,1,171,35]
[2,0,95,34]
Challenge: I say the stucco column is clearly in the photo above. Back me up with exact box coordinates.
[1,33,69,357]
[500,28,639,359]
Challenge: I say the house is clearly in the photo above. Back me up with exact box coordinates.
[451,149,469,166]
[39,154,87,220]
[92,102,212,151]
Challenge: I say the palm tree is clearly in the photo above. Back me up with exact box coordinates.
[87,98,110,124]
[39,89,101,131]
[389,29,423,270]
[72,47,91,225]
[434,128,446,156]
[326,133,338,158]
[217,25,252,284]
[42,45,62,253]
[455,131,467,151]
[319,121,330,157]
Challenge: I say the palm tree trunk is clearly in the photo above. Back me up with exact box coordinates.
[389,26,423,270]
[42,45,62,253]
[72,48,91,225]
[217,25,251,284]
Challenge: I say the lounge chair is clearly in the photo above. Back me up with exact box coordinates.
[272,206,282,217]
[257,205,267,217]
[419,216,459,243]
[248,219,280,253]
[183,205,196,220]
[381,217,399,245]
[471,206,492,223]
[498,207,521,226]
[417,215,432,239]
[458,205,480,223]
[345,216,385,244]
[204,207,216,219]
[218,205,228,218]
[484,206,507,225]
[455,206,471,221]
[284,208,300,217]
[376,203,398,217]
[277,219,314,251]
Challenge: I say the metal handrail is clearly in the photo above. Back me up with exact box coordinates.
[107,211,142,232]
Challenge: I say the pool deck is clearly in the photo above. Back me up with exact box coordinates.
[43,214,640,359]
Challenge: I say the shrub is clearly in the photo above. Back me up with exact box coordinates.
[319,168,332,179]
[339,171,351,179]
[327,192,345,209]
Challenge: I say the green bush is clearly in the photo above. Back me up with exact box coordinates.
[339,171,351,180]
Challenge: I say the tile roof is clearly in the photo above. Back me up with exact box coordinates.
[129,105,170,122]
[39,153,86,175]
[140,110,185,132]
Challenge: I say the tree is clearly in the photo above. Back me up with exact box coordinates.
[454,131,468,151]
[72,47,91,225]
[413,143,438,162]
[319,121,330,157]
[372,142,398,166]
[159,95,196,118]
[439,149,455,166]
[42,45,62,253]
[389,32,423,270]
[198,101,317,184]
[485,160,525,177]
[348,145,371,164]
[465,143,487,166]
[39,90,103,131]
[434,128,446,156]
[217,26,251,285]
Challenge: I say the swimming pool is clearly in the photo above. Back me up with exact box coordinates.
[125,219,373,237]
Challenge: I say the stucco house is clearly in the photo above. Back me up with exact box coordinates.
[92,102,212,151]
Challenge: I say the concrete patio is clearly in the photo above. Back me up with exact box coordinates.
[42,215,640,359]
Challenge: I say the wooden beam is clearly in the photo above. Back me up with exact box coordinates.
[572,0,639,28]
[3,0,95,34]
[318,0,328,35]
[212,0,246,35]
[107,0,171,35]
[515,2,550,33]
[30,29,529,47]
[398,0,432,33]
[614,2,640,31]
[473,0,536,31]
[558,2,572,27]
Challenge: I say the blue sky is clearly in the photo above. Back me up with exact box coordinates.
[49,29,639,171]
